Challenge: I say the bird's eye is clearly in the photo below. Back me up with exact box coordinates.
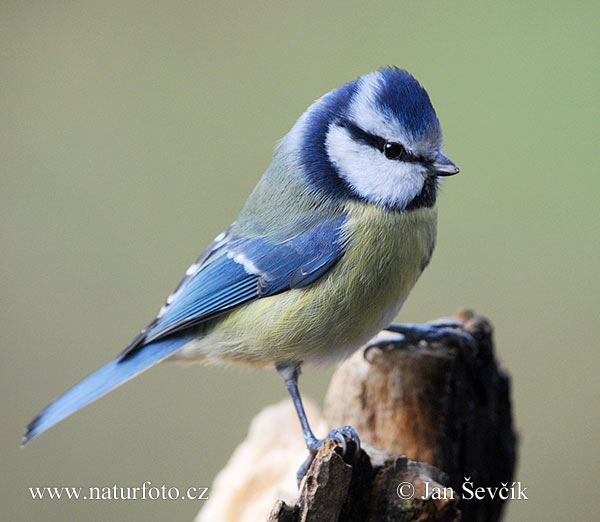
[384,141,407,160]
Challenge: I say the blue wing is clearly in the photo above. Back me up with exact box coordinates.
[139,214,347,346]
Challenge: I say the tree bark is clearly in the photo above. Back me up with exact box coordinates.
[267,441,461,522]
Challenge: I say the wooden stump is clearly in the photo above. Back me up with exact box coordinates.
[268,441,461,522]
[323,309,517,521]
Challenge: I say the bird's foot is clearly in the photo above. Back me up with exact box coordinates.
[365,321,475,358]
[297,425,360,485]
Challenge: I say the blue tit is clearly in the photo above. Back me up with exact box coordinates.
[24,67,462,479]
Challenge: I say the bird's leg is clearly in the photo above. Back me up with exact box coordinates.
[276,362,318,449]
[276,362,360,485]
[365,320,475,356]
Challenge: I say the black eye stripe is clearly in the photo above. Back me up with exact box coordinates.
[338,119,386,151]
[337,119,423,163]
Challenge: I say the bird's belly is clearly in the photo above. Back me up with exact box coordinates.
[175,203,437,366]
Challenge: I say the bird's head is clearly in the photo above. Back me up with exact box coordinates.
[284,67,459,211]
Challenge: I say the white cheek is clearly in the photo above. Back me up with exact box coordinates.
[326,125,426,209]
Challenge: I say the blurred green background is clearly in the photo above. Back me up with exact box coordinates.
[2,1,598,521]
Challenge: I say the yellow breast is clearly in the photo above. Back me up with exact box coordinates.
[177,201,437,366]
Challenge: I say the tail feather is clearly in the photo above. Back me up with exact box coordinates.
[23,336,189,446]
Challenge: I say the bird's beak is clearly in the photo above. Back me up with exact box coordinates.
[432,152,460,176]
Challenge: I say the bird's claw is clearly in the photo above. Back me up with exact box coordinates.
[307,425,360,455]
[364,321,476,360]
[297,425,361,485]
[325,425,361,456]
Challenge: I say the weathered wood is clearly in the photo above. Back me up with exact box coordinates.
[324,309,517,521]
[267,441,460,522]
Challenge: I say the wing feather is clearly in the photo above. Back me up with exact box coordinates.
[135,215,347,348]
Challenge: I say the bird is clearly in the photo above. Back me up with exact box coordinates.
[23,67,468,481]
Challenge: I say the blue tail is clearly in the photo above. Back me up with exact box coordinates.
[23,336,189,446]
